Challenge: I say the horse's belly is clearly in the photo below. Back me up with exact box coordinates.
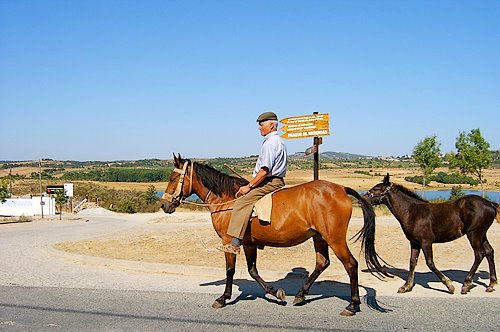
[250,224,316,248]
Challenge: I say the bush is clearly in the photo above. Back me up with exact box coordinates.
[404,175,425,185]
[449,186,465,200]
[405,172,480,186]
[116,199,137,214]
[433,172,480,186]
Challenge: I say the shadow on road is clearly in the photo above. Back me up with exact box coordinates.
[200,267,392,313]
[383,267,491,293]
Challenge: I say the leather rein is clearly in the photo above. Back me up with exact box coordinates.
[162,161,240,207]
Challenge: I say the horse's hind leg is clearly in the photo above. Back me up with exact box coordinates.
[421,242,455,294]
[293,236,330,306]
[483,237,497,292]
[328,238,361,316]
[462,233,497,294]
[243,245,286,301]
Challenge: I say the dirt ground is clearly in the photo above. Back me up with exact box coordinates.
[54,209,500,284]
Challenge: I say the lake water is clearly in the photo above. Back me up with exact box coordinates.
[415,190,500,202]
[157,190,500,202]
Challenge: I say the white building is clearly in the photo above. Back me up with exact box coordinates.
[0,196,56,217]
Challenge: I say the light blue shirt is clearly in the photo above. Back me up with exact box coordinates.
[253,131,288,178]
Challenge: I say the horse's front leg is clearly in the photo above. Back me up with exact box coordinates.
[213,252,237,309]
[244,245,286,302]
[399,244,420,293]
[421,242,455,294]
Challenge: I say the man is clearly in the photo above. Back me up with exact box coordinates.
[216,112,288,254]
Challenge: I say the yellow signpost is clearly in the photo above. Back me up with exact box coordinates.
[280,112,330,180]
[280,113,330,139]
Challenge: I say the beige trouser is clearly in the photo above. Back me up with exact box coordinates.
[227,176,285,240]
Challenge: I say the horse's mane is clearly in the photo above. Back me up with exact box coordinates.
[393,183,429,203]
[193,161,248,197]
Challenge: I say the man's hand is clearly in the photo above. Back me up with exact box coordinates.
[237,184,251,196]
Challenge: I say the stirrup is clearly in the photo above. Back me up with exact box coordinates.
[216,242,241,254]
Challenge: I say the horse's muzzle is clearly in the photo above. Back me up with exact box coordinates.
[161,200,177,214]
[363,192,383,206]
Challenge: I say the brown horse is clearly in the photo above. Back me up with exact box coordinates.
[365,174,499,294]
[161,154,388,316]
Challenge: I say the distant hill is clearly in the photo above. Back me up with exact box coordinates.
[290,151,372,160]
[321,151,372,159]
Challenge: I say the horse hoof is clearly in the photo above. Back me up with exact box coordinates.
[340,309,356,316]
[293,295,306,306]
[398,286,411,293]
[486,286,495,293]
[212,300,226,309]
[276,288,286,301]
[461,286,469,294]
[448,285,455,294]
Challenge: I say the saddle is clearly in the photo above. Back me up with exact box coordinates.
[252,187,285,222]
[251,192,273,222]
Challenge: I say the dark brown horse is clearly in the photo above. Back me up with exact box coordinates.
[161,154,388,316]
[365,174,499,294]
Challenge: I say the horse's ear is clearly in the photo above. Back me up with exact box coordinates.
[173,153,180,167]
[383,173,390,185]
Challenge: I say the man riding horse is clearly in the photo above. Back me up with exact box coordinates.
[217,111,288,254]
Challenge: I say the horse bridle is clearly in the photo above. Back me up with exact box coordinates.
[162,161,194,205]
[367,184,392,204]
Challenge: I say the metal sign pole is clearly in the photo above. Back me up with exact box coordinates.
[313,112,319,180]
[313,140,319,180]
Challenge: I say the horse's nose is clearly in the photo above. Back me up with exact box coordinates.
[161,202,176,214]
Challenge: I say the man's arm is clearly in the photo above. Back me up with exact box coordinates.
[238,167,269,195]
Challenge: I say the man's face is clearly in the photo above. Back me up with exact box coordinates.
[258,120,275,136]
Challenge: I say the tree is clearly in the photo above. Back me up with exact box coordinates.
[449,128,491,195]
[54,189,68,220]
[413,135,441,187]
[0,179,9,203]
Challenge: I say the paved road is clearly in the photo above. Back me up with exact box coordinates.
[2,286,499,331]
[1,211,499,331]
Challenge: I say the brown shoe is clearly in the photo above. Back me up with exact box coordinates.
[216,242,241,254]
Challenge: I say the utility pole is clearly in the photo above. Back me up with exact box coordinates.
[9,167,12,197]
[39,159,44,218]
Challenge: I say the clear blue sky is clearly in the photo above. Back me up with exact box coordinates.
[1,0,499,161]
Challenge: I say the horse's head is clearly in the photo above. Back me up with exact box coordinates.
[161,153,195,214]
[364,173,392,205]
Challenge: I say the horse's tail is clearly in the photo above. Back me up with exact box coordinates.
[494,202,500,222]
[345,187,391,278]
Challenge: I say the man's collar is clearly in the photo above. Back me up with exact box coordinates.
[264,131,279,140]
